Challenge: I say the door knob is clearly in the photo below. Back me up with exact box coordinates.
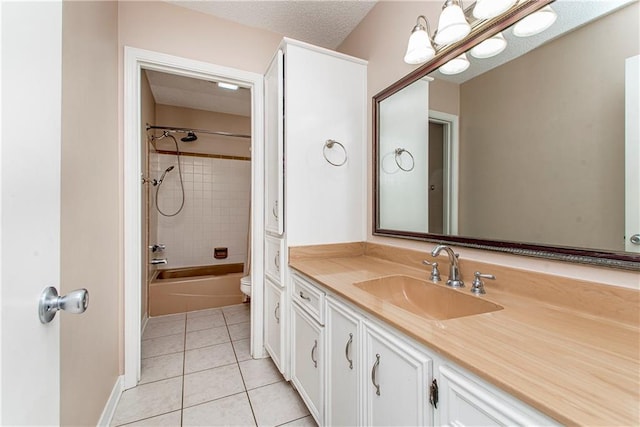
[39,287,89,324]
[630,234,640,245]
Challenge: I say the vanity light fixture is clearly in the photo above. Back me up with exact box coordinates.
[439,53,470,75]
[404,15,436,65]
[513,5,557,37]
[217,82,239,90]
[472,0,517,20]
[470,32,507,58]
[434,0,471,46]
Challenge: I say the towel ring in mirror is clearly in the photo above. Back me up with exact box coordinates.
[323,139,348,167]
[395,148,415,172]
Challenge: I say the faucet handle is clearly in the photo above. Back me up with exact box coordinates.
[423,260,441,283]
[471,271,495,295]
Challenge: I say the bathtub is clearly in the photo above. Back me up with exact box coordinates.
[149,263,245,316]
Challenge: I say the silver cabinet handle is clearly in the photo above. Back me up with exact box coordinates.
[311,339,318,368]
[299,291,311,301]
[631,234,640,245]
[274,302,280,324]
[345,333,354,370]
[274,251,280,271]
[272,200,278,220]
[371,353,381,396]
[39,287,89,324]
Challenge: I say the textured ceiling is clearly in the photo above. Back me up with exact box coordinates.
[433,0,636,84]
[145,69,252,117]
[167,0,377,49]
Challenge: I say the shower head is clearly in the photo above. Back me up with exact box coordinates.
[165,166,175,172]
[181,132,198,142]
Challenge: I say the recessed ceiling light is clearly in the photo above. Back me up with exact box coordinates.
[217,82,239,91]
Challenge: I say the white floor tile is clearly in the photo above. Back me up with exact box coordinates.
[238,358,283,390]
[140,352,184,385]
[186,313,226,332]
[224,309,250,325]
[183,364,246,408]
[187,308,222,319]
[182,393,256,427]
[221,303,250,315]
[110,377,182,426]
[141,333,185,359]
[228,322,250,341]
[248,381,309,427]
[185,342,236,374]
[119,410,182,426]
[142,318,185,340]
[232,339,252,362]
[186,326,230,350]
[277,415,318,427]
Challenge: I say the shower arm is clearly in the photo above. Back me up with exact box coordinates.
[147,125,251,140]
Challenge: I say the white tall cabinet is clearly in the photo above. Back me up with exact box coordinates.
[262,38,367,387]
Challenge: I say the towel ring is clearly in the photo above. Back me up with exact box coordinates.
[394,148,415,172]
[323,139,348,167]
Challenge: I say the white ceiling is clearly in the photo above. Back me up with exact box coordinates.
[167,0,378,49]
[145,69,252,117]
[433,0,636,83]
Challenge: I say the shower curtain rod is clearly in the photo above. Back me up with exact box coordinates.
[147,124,251,140]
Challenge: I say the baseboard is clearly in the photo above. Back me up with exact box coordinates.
[97,375,124,427]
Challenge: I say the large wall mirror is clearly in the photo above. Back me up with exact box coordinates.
[374,0,640,269]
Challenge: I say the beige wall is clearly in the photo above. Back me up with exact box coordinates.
[154,104,251,157]
[141,69,156,320]
[458,3,639,251]
[61,1,120,425]
[338,2,639,288]
[118,1,283,75]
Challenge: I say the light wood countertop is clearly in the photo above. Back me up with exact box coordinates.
[289,243,640,426]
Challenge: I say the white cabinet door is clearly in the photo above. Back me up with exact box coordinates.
[264,49,284,236]
[291,302,324,424]
[438,365,557,427]
[326,297,361,426]
[264,235,284,285]
[363,321,433,427]
[284,43,367,246]
[264,278,283,372]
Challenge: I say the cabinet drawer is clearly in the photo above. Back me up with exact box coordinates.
[265,235,284,286]
[291,274,325,325]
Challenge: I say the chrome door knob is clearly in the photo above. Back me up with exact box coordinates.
[630,234,640,245]
[39,287,89,324]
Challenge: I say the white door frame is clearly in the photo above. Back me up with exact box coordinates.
[429,110,459,235]
[123,47,265,389]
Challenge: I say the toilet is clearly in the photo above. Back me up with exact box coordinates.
[240,275,252,298]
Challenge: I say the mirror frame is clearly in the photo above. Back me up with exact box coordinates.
[373,0,640,270]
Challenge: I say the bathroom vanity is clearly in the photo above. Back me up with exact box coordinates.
[283,242,639,426]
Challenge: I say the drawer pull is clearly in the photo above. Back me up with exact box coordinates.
[274,302,280,324]
[311,339,318,368]
[274,251,280,271]
[345,333,354,370]
[371,354,381,396]
[299,291,311,302]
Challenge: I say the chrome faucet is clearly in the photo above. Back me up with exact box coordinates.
[431,245,463,288]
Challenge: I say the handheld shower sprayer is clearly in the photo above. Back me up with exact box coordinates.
[151,166,174,186]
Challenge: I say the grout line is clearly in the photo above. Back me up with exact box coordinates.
[113,409,182,427]
[141,348,185,361]
[274,414,314,427]
[141,330,185,343]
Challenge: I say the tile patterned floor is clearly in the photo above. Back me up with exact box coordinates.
[111,304,316,427]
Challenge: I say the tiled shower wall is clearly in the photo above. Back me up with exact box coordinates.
[151,152,251,269]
